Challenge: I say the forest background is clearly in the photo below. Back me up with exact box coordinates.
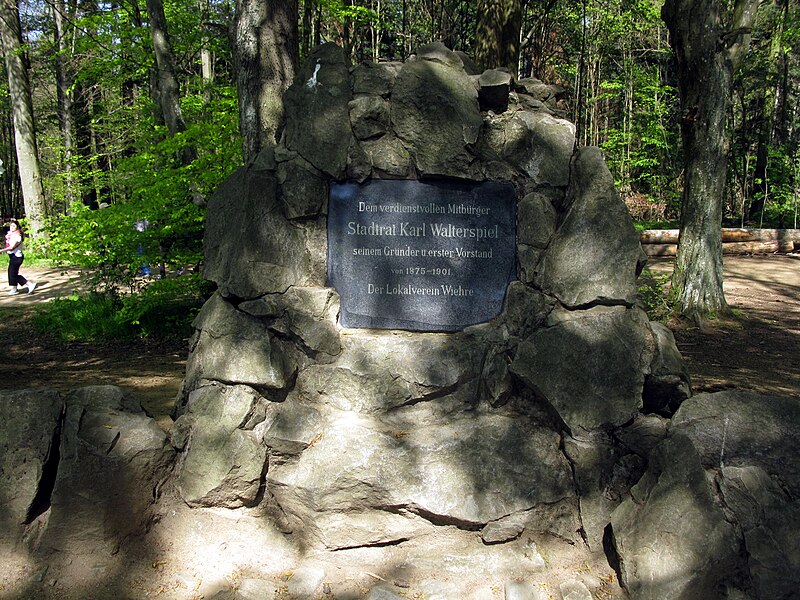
[0,0,798,339]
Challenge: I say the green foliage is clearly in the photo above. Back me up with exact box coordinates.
[117,274,215,338]
[31,273,213,342]
[0,252,57,269]
[728,0,800,226]
[44,187,204,295]
[43,86,240,293]
[31,293,132,342]
[638,269,676,323]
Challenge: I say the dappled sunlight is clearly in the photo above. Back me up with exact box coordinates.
[0,545,41,600]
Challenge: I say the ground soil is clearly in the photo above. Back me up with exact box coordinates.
[646,253,800,399]
[0,266,187,431]
[1,256,798,421]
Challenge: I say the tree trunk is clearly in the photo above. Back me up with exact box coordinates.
[474,0,523,77]
[147,0,186,137]
[662,0,759,323]
[146,0,197,164]
[199,0,214,105]
[232,0,298,163]
[0,0,47,239]
[53,0,76,208]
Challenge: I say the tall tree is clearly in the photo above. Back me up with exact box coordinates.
[662,0,759,322]
[147,0,197,165]
[475,0,523,76]
[53,0,76,207]
[233,0,298,162]
[148,0,186,136]
[0,0,47,238]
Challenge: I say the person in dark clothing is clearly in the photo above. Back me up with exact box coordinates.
[4,220,36,295]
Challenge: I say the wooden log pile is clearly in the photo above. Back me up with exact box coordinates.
[640,228,800,257]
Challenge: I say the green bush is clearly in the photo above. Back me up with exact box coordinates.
[118,274,214,338]
[31,293,131,342]
[638,270,675,323]
[32,274,214,342]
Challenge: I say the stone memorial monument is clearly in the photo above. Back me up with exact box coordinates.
[171,38,692,567]
[3,41,799,600]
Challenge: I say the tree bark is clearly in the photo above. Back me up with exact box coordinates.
[232,0,298,163]
[146,0,187,138]
[0,0,47,238]
[147,0,198,167]
[474,0,523,77]
[199,0,214,106]
[662,0,759,322]
[53,0,76,208]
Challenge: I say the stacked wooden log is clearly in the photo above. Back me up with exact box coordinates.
[640,228,800,257]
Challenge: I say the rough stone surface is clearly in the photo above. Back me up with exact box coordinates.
[537,147,645,307]
[173,382,268,507]
[516,78,567,110]
[479,111,575,186]
[239,286,341,358]
[564,430,645,551]
[391,53,482,177]
[609,434,740,600]
[361,135,413,177]
[477,68,512,112]
[560,580,593,600]
[0,389,64,532]
[352,61,400,96]
[157,42,698,600]
[718,465,800,600]
[0,386,174,559]
[284,43,353,177]
[349,95,391,140]
[510,306,652,432]
[268,411,574,531]
[276,157,326,220]
[181,293,294,399]
[643,321,691,415]
[203,167,316,298]
[672,390,800,497]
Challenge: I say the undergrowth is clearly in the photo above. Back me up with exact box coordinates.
[31,274,214,342]
[638,270,675,323]
[0,252,57,269]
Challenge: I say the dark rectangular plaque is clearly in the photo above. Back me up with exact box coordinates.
[328,179,516,331]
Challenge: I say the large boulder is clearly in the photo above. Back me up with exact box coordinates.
[172,382,268,507]
[672,390,800,497]
[267,410,574,536]
[0,386,174,558]
[283,43,353,178]
[510,306,653,433]
[391,46,483,177]
[718,465,800,600]
[537,146,645,308]
[0,389,63,534]
[180,293,295,400]
[608,434,741,600]
[203,165,316,298]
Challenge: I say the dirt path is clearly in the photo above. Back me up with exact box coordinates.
[0,265,88,305]
[0,266,185,430]
[646,253,800,398]
[0,256,797,434]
